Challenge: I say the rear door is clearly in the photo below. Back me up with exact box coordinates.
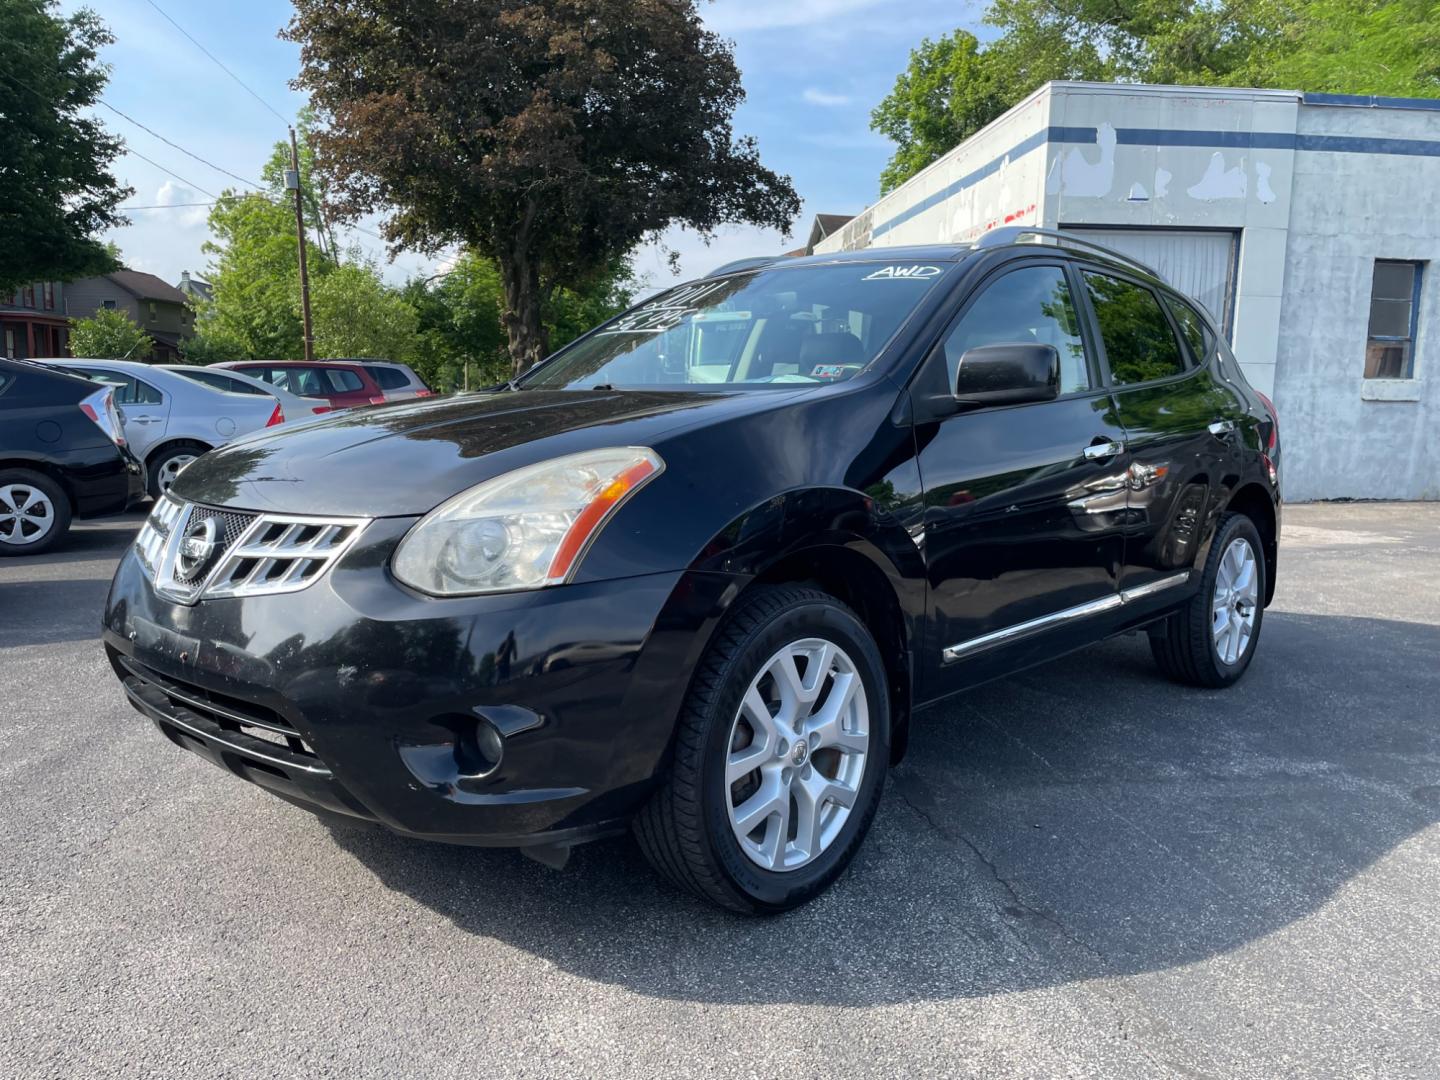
[1076,268,1246,606]
[911,257,1131,698]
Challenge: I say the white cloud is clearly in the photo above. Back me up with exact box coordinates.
[802,87,852,107]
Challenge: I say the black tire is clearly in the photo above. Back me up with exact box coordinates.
[0,468,72,557]
[1149,512,1266,688]
[147,441,208,498]
[634,584,890,914]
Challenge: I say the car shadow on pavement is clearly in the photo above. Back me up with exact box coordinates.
[325,609,1440,1006]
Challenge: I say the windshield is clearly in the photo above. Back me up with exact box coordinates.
[520,261,950,390]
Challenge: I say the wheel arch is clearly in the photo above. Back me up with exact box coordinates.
[685,487,926,764]
[1225,482,1279,606]
[144,437,213,469]
[0,457,77,513]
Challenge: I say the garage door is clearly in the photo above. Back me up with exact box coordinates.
[1061,227,1238,337]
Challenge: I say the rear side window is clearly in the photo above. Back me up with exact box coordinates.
[942,265,1091,394]
[73,368,163,405]
[195,371,262,394]
[1165,296,1212,363]
[326,369,364,392]
[364,365,411,390]
[1082,273,1188,385]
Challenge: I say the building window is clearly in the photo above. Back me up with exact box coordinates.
[148,301,158,322]
[21,285,35,308]
[102,299,117,310]
[42,282,54,310]
[1365,260,1423,379]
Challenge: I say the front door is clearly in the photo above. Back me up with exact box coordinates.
[912,260,1130,699]
[1076,270,1246,603]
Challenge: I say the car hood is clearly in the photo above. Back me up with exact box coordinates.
[170,387,783,517]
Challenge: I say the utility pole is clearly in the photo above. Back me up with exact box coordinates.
[286,126,316,362]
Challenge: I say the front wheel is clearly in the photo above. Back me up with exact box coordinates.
[634,585,889,914]
[1150,512,1266,687]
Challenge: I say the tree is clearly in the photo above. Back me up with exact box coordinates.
[872,0,1440,190]
[0,1,129,292]
[69,309,153,360]
[311,261,420,361]
[284,0,800,376]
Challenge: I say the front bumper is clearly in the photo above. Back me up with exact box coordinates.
[103,515,738,847]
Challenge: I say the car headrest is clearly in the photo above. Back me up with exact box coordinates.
[798,332,864,370]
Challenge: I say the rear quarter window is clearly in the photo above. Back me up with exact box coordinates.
[326,369,365,392]
[365,366,411,390]
[1165,296,1213,364]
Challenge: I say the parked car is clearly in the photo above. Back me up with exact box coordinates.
[354,361,433,401]
[0,358,143,555]
[104,229,1281,913]
[42,359,286,496]
[158,365,334,420]
[214,360,387,410]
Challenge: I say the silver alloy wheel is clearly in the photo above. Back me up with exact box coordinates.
[0,484,56,546]
[1212,536,1259,665]
[156,453,198,492]
[724,637,869,872]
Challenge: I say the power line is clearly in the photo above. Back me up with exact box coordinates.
[142,0,290,124]
[120,147,218,199]
[120,202,216,210]
[98,100,264,191]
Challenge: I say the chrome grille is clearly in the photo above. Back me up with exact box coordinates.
[136,495,368,604]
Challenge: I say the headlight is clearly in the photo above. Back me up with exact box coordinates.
[391,447,664,596]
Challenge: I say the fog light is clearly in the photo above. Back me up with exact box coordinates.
[456,716,504,777]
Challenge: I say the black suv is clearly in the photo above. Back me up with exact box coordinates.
[104,230,1281,913]
[1,358,142,555]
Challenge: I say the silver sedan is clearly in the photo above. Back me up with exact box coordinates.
[157,364,334,421]
[43,359,287,496]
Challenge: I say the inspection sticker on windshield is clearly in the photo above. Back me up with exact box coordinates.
[863,265,942,281]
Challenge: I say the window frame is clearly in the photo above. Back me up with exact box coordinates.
[1364,259,1424,381]
[914,256,1107,417]
[1072,262,1199,391]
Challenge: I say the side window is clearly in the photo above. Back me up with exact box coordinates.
[942,265,1090,394]
[327,369,364,392]
[131,377,163,405]
[1365,259,1423,379]
[1082,272,1188,385]
[366,366,409,390]
[1165,296,1212,364]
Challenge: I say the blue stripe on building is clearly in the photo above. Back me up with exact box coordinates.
[868,124,1440,240]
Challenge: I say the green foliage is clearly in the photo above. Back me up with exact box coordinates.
[284,0,800,375]
[68,308,154,360]
[873,0,1440,190]
[402,251,639,393]
[311,261,419,361]
[0,0,129,292]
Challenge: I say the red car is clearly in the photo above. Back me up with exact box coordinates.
[214,361,389,410]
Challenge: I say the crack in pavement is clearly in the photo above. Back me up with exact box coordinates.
[890,777,1224,1080]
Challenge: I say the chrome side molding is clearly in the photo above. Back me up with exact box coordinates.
[942,571,1191,663]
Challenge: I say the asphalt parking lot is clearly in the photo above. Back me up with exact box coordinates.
[3,502,1439,1078]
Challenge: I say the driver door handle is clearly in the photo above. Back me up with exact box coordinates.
[1083,438,1126,462]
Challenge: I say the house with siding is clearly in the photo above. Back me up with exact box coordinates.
[66,270,195,362]
[0,281,68,359]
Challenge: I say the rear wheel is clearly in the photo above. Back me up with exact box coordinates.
[0,469,71,557]
[634,585,889,914]
[1149,512,1265,687]
[147,442,207,497]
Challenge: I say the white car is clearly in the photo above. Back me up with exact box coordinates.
[158,364,335,420]
[42,359,288,496]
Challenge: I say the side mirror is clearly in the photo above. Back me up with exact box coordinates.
[954,343,1060,408]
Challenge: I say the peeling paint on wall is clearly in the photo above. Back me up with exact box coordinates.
[1046,122,1117,197]
[1187,152,1248,200]
[1127,181,1150,201]
[1154,167,1172,197]
[1256,162,1277,203]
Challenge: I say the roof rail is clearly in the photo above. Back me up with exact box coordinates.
[706,255,779,278]
[972,227,1164,281]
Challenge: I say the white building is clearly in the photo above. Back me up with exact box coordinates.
[815,82,1440,501]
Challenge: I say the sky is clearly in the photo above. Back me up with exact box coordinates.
[69,0,983,293]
